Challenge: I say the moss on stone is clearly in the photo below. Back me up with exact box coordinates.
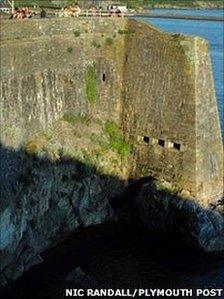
[86,65,98,105]
[67,47,73,53]
[105,37,114,46]
[23,116,131,178]
[105,121,131,158]
[73,30,81,37]
[118,28,135,35]
[92,41,101,48]
[62,112,91,126]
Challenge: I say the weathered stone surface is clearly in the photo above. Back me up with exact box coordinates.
[1,18,223,204]
[0,18,223,285]
[135,181,224,252]
[122,22,223,206]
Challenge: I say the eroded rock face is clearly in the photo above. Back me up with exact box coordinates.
[0,146,127,285]
[135,181,224,252]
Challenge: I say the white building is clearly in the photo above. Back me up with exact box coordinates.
[107,3,127,13]
[0,0,14,13]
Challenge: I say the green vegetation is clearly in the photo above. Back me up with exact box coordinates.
[62,112,90,125]
[105,37,114,46]
[86,65,98,105]
[13,0,59,9]
[25,134,48,156]
[23,116,131,178]
[63,112,78,124]
[160,181,182,196]
[12,0,223,9]
[92,41,101,49]
[105,121,131,158]
[58,146,77,160]
[43,129,53,141]
[73,30,81,37]
[118,0,223,8]
[67,47,73,54]
[118,29,135,35]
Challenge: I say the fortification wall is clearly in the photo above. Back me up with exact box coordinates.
[122,20,223,205]
[0,18,223,205]
[194,38,224,204]
[0,18,126,147]
[0,17,223,285]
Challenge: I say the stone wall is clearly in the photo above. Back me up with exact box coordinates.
[0,17,223,284]
[194,38,224,204]
[1,18,223,202]
[1,19,222,206]
[1,18,126,147]
[121,20,223,206]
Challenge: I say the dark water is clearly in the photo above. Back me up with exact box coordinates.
[137,9,224,135]
[1,224,224,299]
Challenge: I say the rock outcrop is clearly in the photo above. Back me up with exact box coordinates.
[0,144,128,286]
[135,180,224,252]
[0,112,132,285]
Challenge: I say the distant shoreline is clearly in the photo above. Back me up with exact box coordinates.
[135,0,224,10]
[134,13,223,22]
[149,6,223,10]
[147,5,224,10]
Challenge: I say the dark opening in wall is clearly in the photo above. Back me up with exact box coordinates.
[158,139,165,147]
[173,143,181,151]
[143,136,150,143]
[102,74,106,82]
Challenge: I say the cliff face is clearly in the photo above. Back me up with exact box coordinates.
[0,18,223,284]
[135,180,224,253]
[0,146,128,285]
